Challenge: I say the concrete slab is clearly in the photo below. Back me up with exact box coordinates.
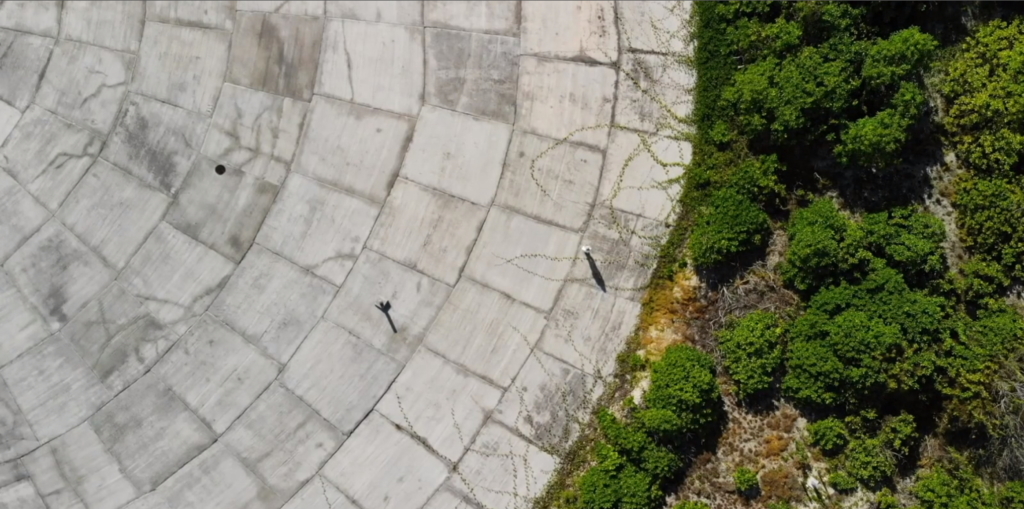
[425,1,519,36]
[154,315,279,434]
[0,1,59,37]
[400,105,512,205]
[4,220,115,331]
[0,102,18,146]
[255,173,380,286]
[423,279,547,387]
[146,1,236,31]
[0,480,45,509]
[282,321,402,433]
[464,207,579,312]
[210,245,336,363]
[282,476,358,509]
[322,412,448,509]
[324,249,450,363]
[493,350,603,449]
[521,1,618,64]
[102,94,210,196]
[62,283,178,393]
[117,223,235,335]
[25,423,138,509]
[132,443,278,509]
[615,53,694,133]
[57,159,170,270]
[165,156,279,263]
[34,40,134,134]
[238,1,325,17]
[377,348,502,461]
[292,96,414,204]
[129,22,230,115]
[223,382,345,497]
[538,283,642,378]
[597,129,690,221]
[202,84,308,186]
[494,131,603,231]
[422,485,478,509]
[567,207,666,299]
[0,335,110,442]
[0,106,101,212]
[515,57,616,150]
[0,271,47,368]
[326,1,422,26]
[228,12,323,101]
[0,171,47,265]
[0,461,28,490]
[60,1,144,53]
[316,19,424,116]
[0,376,36,463]
[366,179,487,286]
[425,28,519,124]
[90,374,214,492]
[452,420,557,509]
[0,29,52,112]
[618,1,690,54]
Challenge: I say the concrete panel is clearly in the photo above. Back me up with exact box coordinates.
[0,171,47,265]
[464,207,579,312]
[210,245,336,363]
[0,335,110,442]
[324,249,451,363]
[425,1,519,36]
[377,349,502,461]
[146,1,236,30]
[60,1,144,53]
[425,29,519,124]
[322,412,448,509]
[0,480,45,509]
[282,477,358,509]
[597,129,691,221]
[618,1,690,53]
[0,461,28,490]
[452,420,557,509]
[118,223,235,335]
[154,315,278,434]
[281,321,402,433]
[134,443,278,509]
[25,423,138,509]
[0,1,59,37]
[366,179,486,286]
[292,96,414,204]
[0,106,101,212]
[422,486,477,509]
[202,84,308,186]
[165,156,279,262]
[238,1,325,17]
[256,173,380,286]
[0,102,18,145]
[521,1,618,63]
[567,207,666,299]
[615,53,694,133]
[423,279,547,387]
[0,267,48,368]
[58,159,170,270]
[91,374,214,492]
[0,376,36,463]
[493,350,603,448]
[4,220,115,331]
[316,19,424,116]
[400,105,512,205]
[35,41,134,134]
[223,382,345,497]
[515,57,616,150]
[326,1,422,26]
[538,283,642,378]
[0,29,52,111]
[494,131,603,231]
[102,94,210,196]
[62,283,178,393]
[129,22,230,114]
[228,12,323,101]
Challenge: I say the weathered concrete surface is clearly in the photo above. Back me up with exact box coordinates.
[0,170,48,265]
[0,29,53,112]
[0,1,60,37]
[35,40,134,134]
[228,12,324,101]
[129,22,230,115]
[426,1,520,36]
[60,1,144,53]
[597,129,691,221]
[451,420,558,509]
[516,56,616,150]
[425,28,520,123]
[146,1,237,31]
[521,1,618,63]
[326,1,422,26]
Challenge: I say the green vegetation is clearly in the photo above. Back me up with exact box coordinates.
[808,417,849,455]
[734,467,760,495]
[718,311,784,399]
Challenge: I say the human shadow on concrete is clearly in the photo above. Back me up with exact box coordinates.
[375,300,397,334]
[584,252,607,292]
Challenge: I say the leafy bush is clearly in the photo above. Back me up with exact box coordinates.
[734,467,760,495]
[860,207,946,285]
[953,176,1024,278]
[639,345,722,437]
[911,462,998,509]
[953,259,1010,305]
[1001,482,1024,509]
[780,199,867,293]
[829,471,859,492]
[876,488,901,509]
[689,188,771,268]
[843,437,896,488]
[598,410,681,481]
[718,311,785,398]
[808,417,849,455]
[578,443,662,509]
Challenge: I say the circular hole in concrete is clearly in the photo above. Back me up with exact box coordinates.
[215,164,226,175]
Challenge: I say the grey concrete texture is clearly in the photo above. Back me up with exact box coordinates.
[0,2,693,508]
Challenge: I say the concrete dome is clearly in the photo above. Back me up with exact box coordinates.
[0,2,690,508]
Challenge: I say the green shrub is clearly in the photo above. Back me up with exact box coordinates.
[734,467,760,495]
[879,412,917,458]
[1000,482,1024,509]
[953,176,1024,278]
[829,470,859,492]
[598,410,681,481]
[780,199,867,293]
[843,437,896,488]
[876,488,901,509]
[808,417,849,455]
[860,207,946,285]
[718,311,785,398]
[578,443,663,509]
[954,259,1010,304]
[911,462,998,509]
[688,188,771,268]
[639,345,722,437]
